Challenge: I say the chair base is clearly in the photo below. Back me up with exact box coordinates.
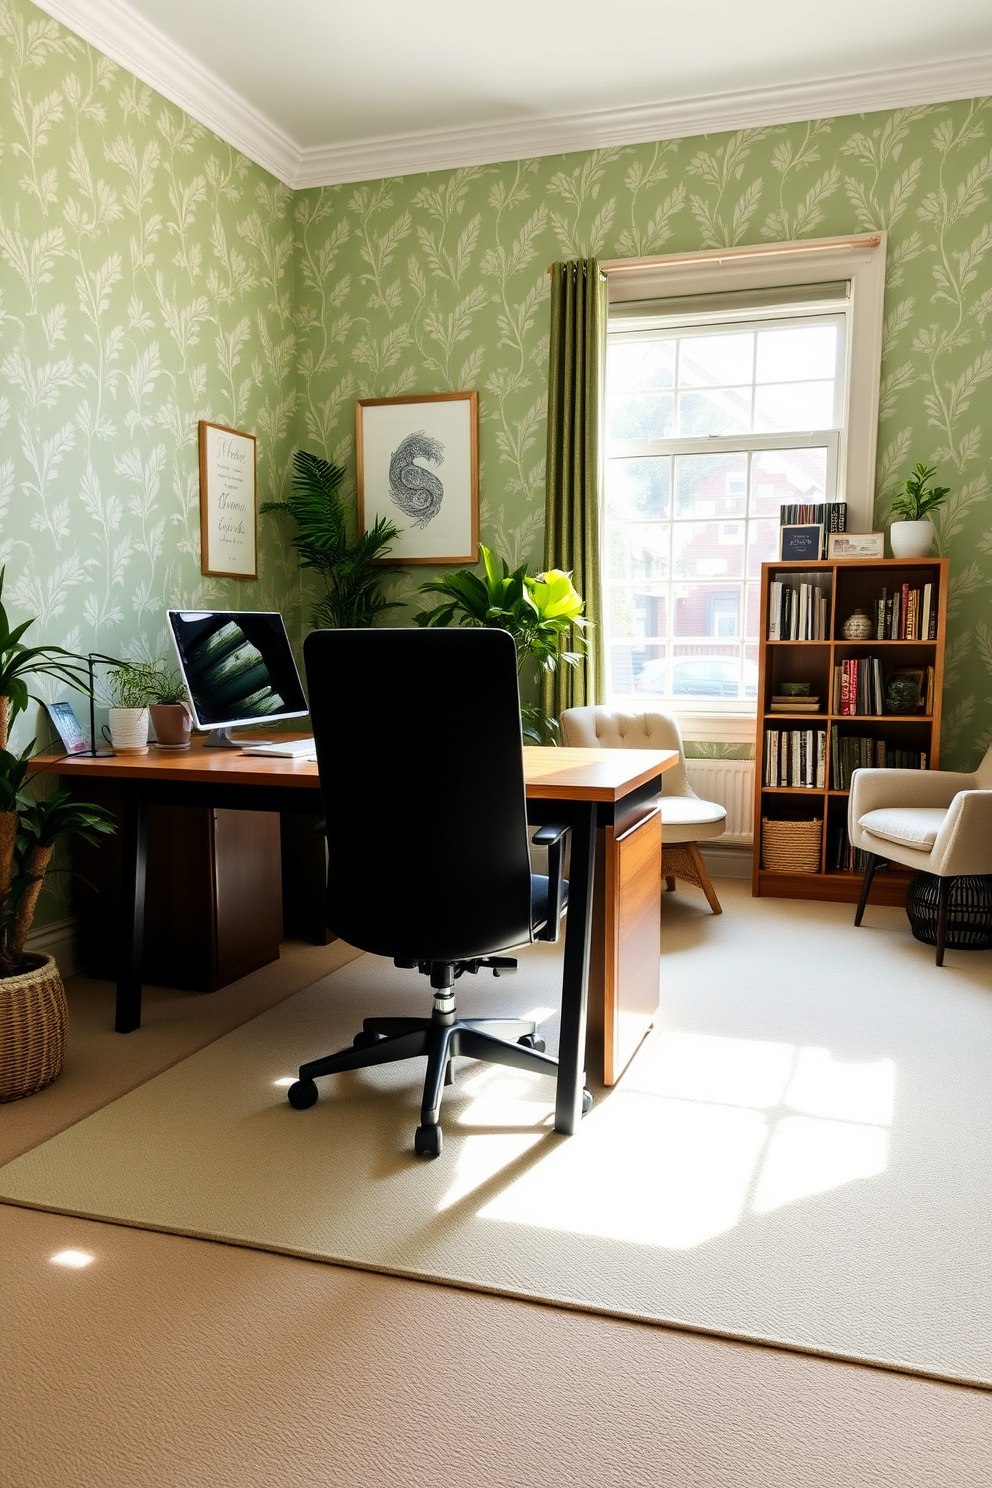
[289,1010,559,1157]
[662,842,723,914]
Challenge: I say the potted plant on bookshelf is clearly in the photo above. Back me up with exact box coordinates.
[0,569,116,1100]
[149,667,192,750]
[412,545,588,743]
[888,463,949,558]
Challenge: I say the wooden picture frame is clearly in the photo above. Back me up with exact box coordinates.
[827,531,886,559]
[356,391,478,564]
[198,421,258,579]
[779,524,823,561]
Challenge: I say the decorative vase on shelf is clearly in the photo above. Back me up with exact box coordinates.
[889,519,934,559]
[842,609,874,640]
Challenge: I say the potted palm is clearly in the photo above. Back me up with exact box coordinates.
[261,450,403,628]
[0,569,115,1100]
[413,545,588,743]
[889,463,950,558]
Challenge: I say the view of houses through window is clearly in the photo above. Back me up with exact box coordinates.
[604,293,848,709]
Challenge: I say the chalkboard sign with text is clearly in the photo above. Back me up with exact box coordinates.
[779,524,823,561]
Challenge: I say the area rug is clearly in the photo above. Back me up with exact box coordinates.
[2,882,991,1388]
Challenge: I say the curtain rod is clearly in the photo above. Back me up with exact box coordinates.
[547,234,882,275]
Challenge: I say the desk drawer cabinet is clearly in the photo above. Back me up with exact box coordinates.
[73,796,283,991]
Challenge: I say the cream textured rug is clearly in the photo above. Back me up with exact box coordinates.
[3,881,992,1388]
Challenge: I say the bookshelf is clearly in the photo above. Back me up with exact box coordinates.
[752,556,948,905]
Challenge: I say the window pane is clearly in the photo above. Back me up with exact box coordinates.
[678,332,754,387]
[669,648,758,699]
[608,339,676,391]
[744,582,763,640]
[608,584,668,637]
[673,526,745,582]
[677,388,751,437]
[746,517,780,578]
[754,381,835,432]
[606,457,671,521]
[607,522,669,582]
[608,391,674,442]
[612,643,666,696]
[749,447,828,517]
[675,452,747,517]
[756,324,837,383]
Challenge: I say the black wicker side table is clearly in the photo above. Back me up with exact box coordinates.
[906,872,992,951]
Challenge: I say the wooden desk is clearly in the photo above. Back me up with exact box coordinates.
[29,741,675,1133]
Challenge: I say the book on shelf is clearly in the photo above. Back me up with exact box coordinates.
[767,576,830,640]
[763,727,826,788]
[778,502,847,557]
[873,582,938,641]
[837,656,884,715]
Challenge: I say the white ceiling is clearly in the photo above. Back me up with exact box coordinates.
[33,0,992,185]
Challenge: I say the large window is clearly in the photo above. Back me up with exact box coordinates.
[601,236,885,718]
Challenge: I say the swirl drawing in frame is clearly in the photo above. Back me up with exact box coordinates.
[356,391,479,564]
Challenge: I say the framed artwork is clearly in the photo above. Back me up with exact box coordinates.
[827,531,885,559]
[356,391,479,564]
[779,524,823,561]
[198,421,258,579]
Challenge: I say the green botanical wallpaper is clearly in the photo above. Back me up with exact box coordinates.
[0,0,299,922]
[4,0,992,927]
[294,104,992,767]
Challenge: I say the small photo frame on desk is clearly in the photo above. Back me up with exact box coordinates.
[827,532,885,559]
[779,524,823,561]
[46,700,88,755]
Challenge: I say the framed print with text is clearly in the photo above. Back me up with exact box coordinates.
[356,391,478,564]
[779,524,823,561]
[198,421,257,579]
[827,532,885,559]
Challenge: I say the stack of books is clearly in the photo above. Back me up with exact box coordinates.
[767,577,830,639]
[763,728,827,788]
[769,694,820,713]
[874,582,938,640]
[779,501,847,558]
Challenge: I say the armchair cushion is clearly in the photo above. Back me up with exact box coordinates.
[857,807,946,850]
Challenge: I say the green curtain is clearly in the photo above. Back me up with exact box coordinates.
[541,259,608,731]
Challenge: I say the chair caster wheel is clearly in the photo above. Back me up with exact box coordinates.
[518,1034,546,1052]
[582,1089,594,1115]
[415,1123,442,1157]
[353,1030,385,1048]
[288,1079,318,1110]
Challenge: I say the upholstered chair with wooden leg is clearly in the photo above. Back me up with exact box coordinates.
[560,707,727,914]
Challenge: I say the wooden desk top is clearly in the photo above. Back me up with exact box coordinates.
[28,737,677,800]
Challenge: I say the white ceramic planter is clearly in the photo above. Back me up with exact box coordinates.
[889,519,934,558]
[108,706,149,753]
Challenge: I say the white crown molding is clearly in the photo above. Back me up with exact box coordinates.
[298,53,992,187]
[31,0,300,184]
[28,1,992,189]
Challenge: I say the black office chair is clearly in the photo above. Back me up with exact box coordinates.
[288,626,578,1157]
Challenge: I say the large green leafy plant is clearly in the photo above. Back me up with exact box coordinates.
[262,450,403,628]
[0,569,114,976]
[413,545,588,743]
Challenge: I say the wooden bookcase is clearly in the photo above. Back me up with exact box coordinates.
[751,555,948,905]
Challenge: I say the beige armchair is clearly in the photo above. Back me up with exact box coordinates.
[560,706,726,913]
[849,743,992,964]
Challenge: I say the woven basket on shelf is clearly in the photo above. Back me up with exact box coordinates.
[761,817,822,873]
[0,953,68,1102]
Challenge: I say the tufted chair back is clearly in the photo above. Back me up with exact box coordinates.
[559,706,693,799]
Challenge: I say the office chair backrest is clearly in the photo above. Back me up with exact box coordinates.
[304,627,534,963]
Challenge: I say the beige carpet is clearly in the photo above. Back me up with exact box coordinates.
[3,886,992,1389]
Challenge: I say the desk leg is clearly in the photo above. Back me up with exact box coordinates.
[115,788,148,1033]
[555,802,596,1135]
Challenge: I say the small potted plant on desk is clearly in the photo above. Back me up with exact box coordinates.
[0,569,115,1100]
[149,668,192,750]
[104,661,163,753]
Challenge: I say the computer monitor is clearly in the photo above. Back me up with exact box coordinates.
[166,610,308,748]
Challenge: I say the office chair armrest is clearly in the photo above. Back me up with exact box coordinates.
[532,822,569,943]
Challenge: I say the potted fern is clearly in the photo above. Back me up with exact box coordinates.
[889,463,949,558]
[0,569,115,1100]
[413,545,588,743]
[261,450,403,628]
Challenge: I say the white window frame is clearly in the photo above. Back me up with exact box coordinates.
[601,233,886,740]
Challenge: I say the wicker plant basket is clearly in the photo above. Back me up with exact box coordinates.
[906,872,992,951]
[761,817,822,873]
[0,953,68,1102]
